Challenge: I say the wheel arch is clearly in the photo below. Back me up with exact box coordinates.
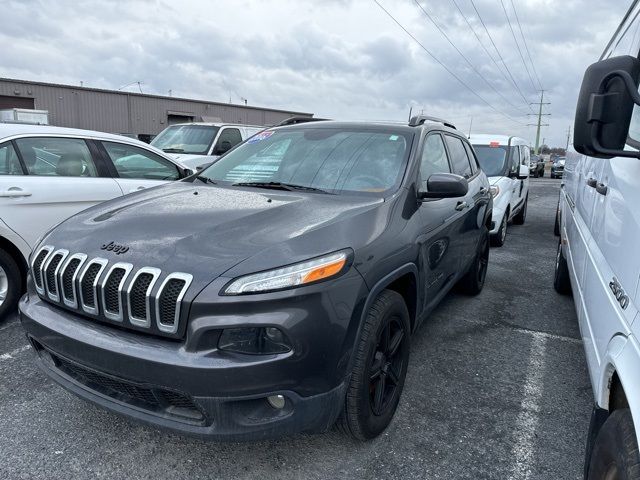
[0,234,29,291]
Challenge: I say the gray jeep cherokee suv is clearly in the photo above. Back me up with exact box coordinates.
[19,116,492,441]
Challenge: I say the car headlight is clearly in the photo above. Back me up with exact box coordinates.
[223,251,349,295]
[490,186,500,198]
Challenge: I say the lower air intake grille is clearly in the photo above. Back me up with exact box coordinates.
[81,263,102,308]
[158,278,186,327]
[32,249,49,289]
[62,258,82,301]
[50,351,205,423]
[104,268,126,314]
[130,273,153,319]
[45,253,64,295]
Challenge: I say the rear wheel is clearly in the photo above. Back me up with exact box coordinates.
[553,240,571,295]
[0,248,22,322]
[458,228,489,295]
[337,290,410,440]
[554,205,561,236]
[490,213,507,247]
[513,196,527,225]
[587,409,640,480]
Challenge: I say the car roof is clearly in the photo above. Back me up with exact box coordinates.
[0,123,183,165]
[469,134,529,146]
[165,122,263,128]
[272,119,457,135]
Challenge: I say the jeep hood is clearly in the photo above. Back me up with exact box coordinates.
[41,182,384,289]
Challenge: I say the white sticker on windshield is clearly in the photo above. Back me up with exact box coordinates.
[389,135,399,141]
[247,130,275,143]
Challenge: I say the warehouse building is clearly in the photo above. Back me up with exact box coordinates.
[0,78,313,141]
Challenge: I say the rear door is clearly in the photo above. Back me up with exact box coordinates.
[417,132,460,307]
[98,141,182,194]
[0,136,122,248]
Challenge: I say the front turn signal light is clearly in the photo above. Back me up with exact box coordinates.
[223,251,349,295]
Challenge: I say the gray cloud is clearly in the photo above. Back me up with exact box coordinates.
[0,0,634,146]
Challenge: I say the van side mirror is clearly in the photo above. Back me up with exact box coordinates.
[574,55,640,158]
[419,173,468,199]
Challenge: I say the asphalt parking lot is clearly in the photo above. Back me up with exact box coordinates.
[0,178,592,480]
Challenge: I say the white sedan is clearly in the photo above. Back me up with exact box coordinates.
[0,123,192,319]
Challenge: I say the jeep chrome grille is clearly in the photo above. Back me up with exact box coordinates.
[30,245,192,337]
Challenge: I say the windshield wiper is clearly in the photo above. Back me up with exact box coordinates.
[196,175,217,185]
[162,148,185,153]
[232,181,332,194]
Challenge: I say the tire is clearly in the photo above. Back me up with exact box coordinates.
[337,290,411,440]
[457,228,489,295]
[513,196,527,225]
[587,409,640,480]
[554,205,560,237]
[539,169,544,178]
[553,240,571,295]
[490,213,507,247]
[0,248,22,322]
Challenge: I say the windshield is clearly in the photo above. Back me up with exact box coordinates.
[151,125,220,155]
[472,145,508,177]
[198,127,413,196]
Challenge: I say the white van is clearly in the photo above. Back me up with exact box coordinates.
[151,123,263,170]
[469,135,530,246]
[556,1,640,477]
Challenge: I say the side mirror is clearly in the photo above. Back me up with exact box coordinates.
[214,140,232,155]
[518,164,529,179]
[182,168,194,177]
[574,55,640,158]
[419,173,468,199]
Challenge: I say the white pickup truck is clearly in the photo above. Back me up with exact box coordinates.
[555,1,640,477]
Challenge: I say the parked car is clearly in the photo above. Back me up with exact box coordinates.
[529,154,545,177]
[555,3,640,477]
[470,134,530,247]
[151,122,263,170]
[0,124,191,320]
[19,115,492,441]
[550,157,566,178]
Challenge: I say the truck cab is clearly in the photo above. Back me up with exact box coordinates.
[151,123,263,170]
[470,134,530,246]
[555,1,640,477]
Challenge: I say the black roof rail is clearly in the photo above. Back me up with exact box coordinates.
[276,116,328,127]
[409,115,456,130]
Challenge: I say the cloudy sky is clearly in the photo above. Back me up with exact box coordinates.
[1,0,634,146]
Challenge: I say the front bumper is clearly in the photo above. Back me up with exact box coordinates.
[19,269,366,440]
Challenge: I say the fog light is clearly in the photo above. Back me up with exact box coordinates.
[267,394,286,409]
[218,327,291,354]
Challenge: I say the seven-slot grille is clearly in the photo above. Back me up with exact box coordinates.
[30,246,192,337]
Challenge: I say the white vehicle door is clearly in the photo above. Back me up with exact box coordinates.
[0,136,122,248]
[98,141,182,194]
[507,145,520,216]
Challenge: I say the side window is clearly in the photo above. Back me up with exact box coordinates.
[101,142,180,180]
[420,134,451,182]
[213,128,243,155]
[0,142,24,175]
[14,137,97,177]
[444,135,472,178]
[509,146,520,174]
[463,142,479,174]
[521,146,530,165]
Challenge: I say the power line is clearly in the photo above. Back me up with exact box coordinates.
[468,0,533,105]
[509,0,543,91]
[499,0,538,92]
[412,0,528,113]
[372,0,526,125]
[449,0,531,109]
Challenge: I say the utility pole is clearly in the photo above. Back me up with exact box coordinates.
[565,126,571,152]
[528,90,551,154]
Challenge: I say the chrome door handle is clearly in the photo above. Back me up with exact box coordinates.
[455,201,469,211]
[0,188,32,198]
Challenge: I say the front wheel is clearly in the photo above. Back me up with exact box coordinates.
[337,290,410,440]
[490,214,507,247]
[0,248,22,322]
[587,409,640,480]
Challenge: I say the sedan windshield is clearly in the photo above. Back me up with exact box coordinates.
[472,145,508,177]
[198,127,412,196]
[151,125,220,155]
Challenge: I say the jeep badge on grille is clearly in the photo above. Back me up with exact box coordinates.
[101,241,129,255]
